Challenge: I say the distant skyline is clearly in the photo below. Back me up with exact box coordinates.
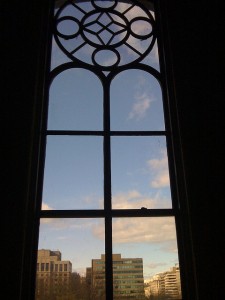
[39,215,179,279]
[38,0,180,282]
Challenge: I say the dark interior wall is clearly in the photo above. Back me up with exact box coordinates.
[162,1,223,298]
[2,1,50,299]
[2,1,221,299]
[161,2,222,299]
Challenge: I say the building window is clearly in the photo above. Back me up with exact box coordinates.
[46,263,49,271]
[35,1,189,299]
[41,263,44,272]
[50,262,54,272]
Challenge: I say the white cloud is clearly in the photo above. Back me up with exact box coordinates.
[97,189,170,211]
[83,194,103,207]
[147,150,170,188]
[147,262,167,269]
[151,171,169,188]
[40,217,96,230]
[72,267,86,276]
[93,217,177,248]
[42,202,53,210]
[160,242,178,253]
[40,218,54,225]
[128,92,153,120]
[92,189,176,249]
[128,73,156,121]
[112,190,161,209]
[98,54,118,67]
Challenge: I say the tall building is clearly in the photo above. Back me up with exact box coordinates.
[164,266,181,299]
[146,265,182,299]
[88,254,145,299]
[35,249,72,300]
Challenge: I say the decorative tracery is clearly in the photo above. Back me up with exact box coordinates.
[54,0,156,70]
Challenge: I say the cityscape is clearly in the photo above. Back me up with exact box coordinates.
[36,249,182,300]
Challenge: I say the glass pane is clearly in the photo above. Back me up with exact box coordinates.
[111,137,172,209]
[51,38,71,70]
[112,217,182,300]
[42,136,103,209]
[142,40,160,71]
[36,218,105,300]
[111,70,164,131]
[48,68,103,130]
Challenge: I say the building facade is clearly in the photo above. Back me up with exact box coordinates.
[35,249,72,300]
[146,265,181,299]
[164,266,181,299]
[145,274,165,298]
[88,254,145,299]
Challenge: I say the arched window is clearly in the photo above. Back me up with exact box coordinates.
[33,1,195,300]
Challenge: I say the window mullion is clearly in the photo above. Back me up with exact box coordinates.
[103,78,113,300]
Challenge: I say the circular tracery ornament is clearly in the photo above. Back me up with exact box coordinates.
[81,10,129,48]
[54,0,156,71]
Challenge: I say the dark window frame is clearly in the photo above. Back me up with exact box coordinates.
[18,1,198,300]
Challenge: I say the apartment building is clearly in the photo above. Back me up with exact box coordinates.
[164,266,181,299]
[35,249,72,300]
[145,274,165,298]
[146,265,181,299]
[88,254,145,299]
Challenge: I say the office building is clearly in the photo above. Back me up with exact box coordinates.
[88,254,145,299]
[35,249,72,300]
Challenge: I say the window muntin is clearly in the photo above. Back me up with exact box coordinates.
[36,1,183,300]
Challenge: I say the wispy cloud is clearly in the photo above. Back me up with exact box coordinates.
[147,150,170,188]
[98,54,118,68]
[128,74,155,121]
[40,218,96,230]
[128,92,153,120]
[147,262,167,269]
[160,242,178,253]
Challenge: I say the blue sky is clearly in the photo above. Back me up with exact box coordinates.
[38,0,179,281]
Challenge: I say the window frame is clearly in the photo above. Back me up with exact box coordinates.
[23,1,198,300]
